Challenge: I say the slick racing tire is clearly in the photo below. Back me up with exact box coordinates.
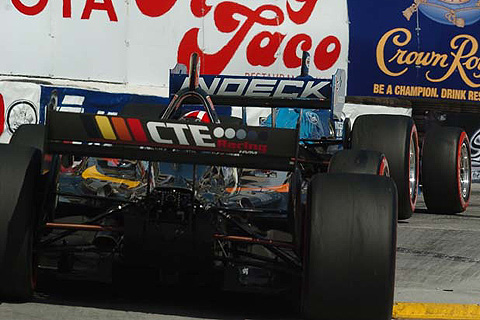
[10,124,50,172]
[422,127,471,214]
[328,149,390,176]
[288,167,303,252]
[10,124,54,218]
[301,173,397,320]
[0,145,41,301]
[352,115,419,220]
[10,124,46,154]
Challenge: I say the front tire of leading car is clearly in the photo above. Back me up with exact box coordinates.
[301,173,397,320]
[0,145,41,301]
[422,127,472,214]
[352,115,419,220]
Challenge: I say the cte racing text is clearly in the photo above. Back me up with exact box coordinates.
[146,121,268,154]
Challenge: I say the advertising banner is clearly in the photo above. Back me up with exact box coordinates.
[347,1,480,103]
[0,0,349,90]
[38,86,170,124]
[0,83,169,142]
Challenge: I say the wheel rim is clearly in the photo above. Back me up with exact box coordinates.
[409,133,418,205]
[460,141,471,201]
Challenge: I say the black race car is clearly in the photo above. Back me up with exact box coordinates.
[0,53,471,320]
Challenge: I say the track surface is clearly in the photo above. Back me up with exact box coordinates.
[1,186,480,320]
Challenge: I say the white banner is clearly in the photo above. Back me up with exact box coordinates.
[0,0,349,93]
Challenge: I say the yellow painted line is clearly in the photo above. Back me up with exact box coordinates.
[95,115,116,140]
[393,302,480,319]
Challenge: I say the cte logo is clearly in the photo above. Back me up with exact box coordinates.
[146,121,268,154]
[11,0,342,75]
[92,115,269,154]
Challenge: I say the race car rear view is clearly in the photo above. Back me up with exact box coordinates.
[0,53,471,320]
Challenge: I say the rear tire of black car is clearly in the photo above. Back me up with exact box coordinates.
[10,124,46,154]
[422,127,471,213]
[352,114,419,220]
[301,173,397,320]
[0,145,41,301]
[328,149,389,176]
[288,167,303,253]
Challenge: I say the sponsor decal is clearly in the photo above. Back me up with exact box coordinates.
[146,121,269,154]
[91,115,269,154]
[377,28,480,89]
[178,76,330,99]
[92,115,146,143]
[6,100,38,133]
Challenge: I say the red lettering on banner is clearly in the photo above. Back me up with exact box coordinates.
[12,0,48,16]
[283,34,312,68]
[0,94,4,136]
[81,0,118,22]
[135,0,177,18]
[63,0,71,18]
[287,0,319,25]
[10,0,342,74]
[314,36,341,70]
[178,2,341,74]
[247,32,286,67]
[134,0,210,18]
[178,3,284,74]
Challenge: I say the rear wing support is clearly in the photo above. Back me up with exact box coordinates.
[331,69,347,120]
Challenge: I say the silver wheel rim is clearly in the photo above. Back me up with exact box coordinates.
[409,134,417,204]
[460,141,471,201]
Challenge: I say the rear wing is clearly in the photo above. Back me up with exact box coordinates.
[45,110,298,171]
[169,70,346,119]
[44,53,343,170]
